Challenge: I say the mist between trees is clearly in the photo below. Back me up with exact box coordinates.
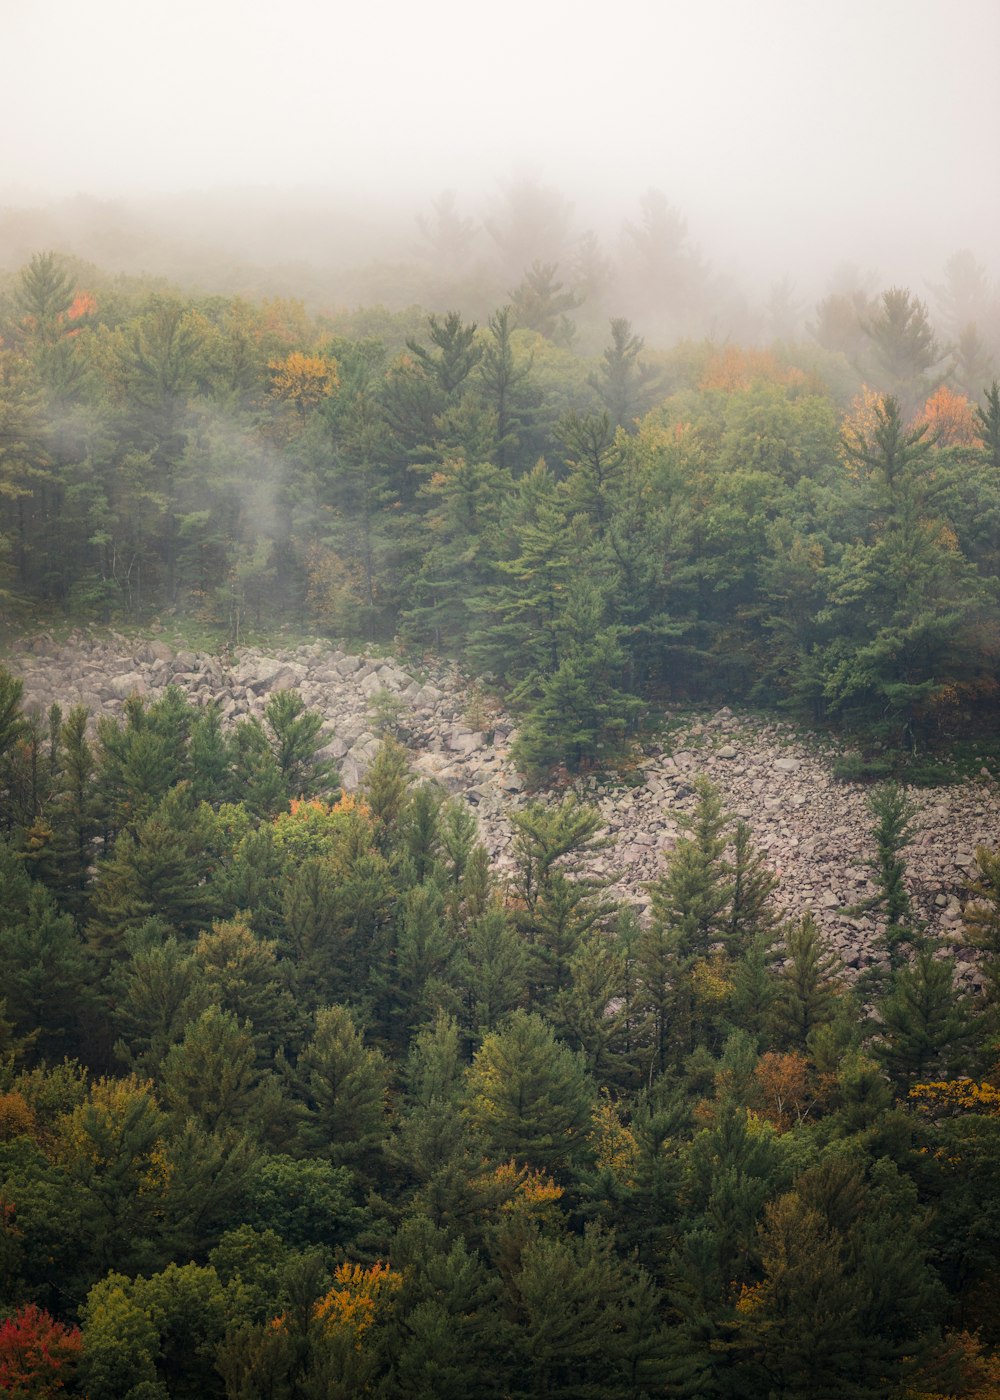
[2,228,999,770]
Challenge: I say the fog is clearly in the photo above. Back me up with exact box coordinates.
[4,0,999,325]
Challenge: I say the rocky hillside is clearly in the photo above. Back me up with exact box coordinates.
[8,631,999,987]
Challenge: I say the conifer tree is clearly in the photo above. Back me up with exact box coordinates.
[874,945,978,1086]
[295,1005,390,1168]
[161,1005,269,1137]
[111,929,209,1077]
[48,704,98,917]
[462,903,529,1035]
[647,776,733,959]
[770,914,844,1051]
[864,782,919,966]
[465,1009,594,1175]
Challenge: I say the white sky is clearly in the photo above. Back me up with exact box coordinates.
[4,0,999,283]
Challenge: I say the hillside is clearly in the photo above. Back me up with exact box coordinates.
[10,630,997,984]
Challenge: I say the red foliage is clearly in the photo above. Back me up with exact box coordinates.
[0,1304,82,1395]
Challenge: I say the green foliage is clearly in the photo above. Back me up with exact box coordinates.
[465,1009,595,1174]
[1,256,999,1390]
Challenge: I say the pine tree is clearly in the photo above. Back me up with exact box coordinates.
[161,1005,269,1136]
[976,380,1000,471]
[963,844,1000,1002]
[862,782,919,967]
[48,704,99,917]
[477,304,535,470]
[0,844,93,1061]
[111,929,209,1077]
[462,903,529,1035]
[588,319,660,431]
[88,783,220,957]
[724,820,779,953]
[406,310,482,397]
[465,1009,594,1175]
[770,914,844,1051]
[559,411,624,533]
[648,776,733,959]
[263,689,337,803]
[295,1005,390,1168]
[874,945,978,1086]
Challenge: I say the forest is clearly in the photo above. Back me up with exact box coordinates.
[1,234,999,771]
[1,232,1000,1396]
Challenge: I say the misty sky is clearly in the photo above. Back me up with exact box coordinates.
[5,0,999,284]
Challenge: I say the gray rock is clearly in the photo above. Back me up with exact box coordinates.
[108,673,148,700]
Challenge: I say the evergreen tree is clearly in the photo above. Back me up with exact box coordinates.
[465,1009,594,1175]
[0,846,93,1061]
[975,379,1000,471]
[647,776,733,960]
[963,843,1000,1002]
[160,1005,271,1137]
[874,945,978,1086]
[853,781,919,968]
[295,1005,390,1168]
[111,928,210,1077]
[462,903,529,1035]
[589,319,660,431]
[770,914,844,1051]
[501,1226,670,1399]
[48,704,99,916]
[88,784,221,956]
[477,304,535,470]
[559,411,623,534]
[864,286,945,415]
[405,310,482,397]
[194,916,299,1061]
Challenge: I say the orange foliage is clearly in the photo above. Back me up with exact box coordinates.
[64,291,96,322]
[313,1261,402,1346]
[0,1092,39,1143]
[905,1329,1000,1398]
[698,345,808,393]
[916,385,982,448]
[751,1052,813,1131]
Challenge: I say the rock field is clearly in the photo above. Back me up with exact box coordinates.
[8,631,999,986]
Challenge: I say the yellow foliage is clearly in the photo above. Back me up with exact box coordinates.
[268,351,338,413]
[474,1160,565,1223]
[840,385,886,477]
[589,1093,638,1182]
[314,1261,402,1346]
[734,1281,765,1315]
[516,1168,565,1207]
[691,952,734,1010]
[53,1075,170,1193]
[909,1079,1000,1118]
